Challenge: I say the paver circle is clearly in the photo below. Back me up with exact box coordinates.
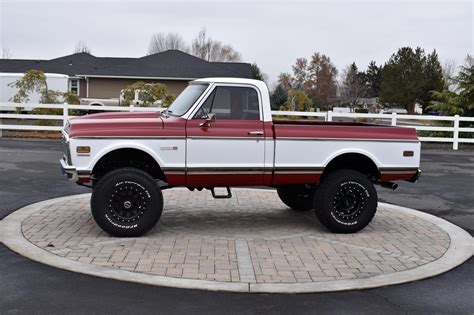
[1,188,472,293]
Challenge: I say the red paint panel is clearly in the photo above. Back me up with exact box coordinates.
[380,173,417,181]
[272,173,321,185]
[273,123,418,141]
[185,174,265,187]
[165,174,186,186]
[68,114,187,138]
[186,119,265,138]
[78,177,91,184]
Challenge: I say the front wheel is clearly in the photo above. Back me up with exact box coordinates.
[91,167,163,237]
[314,169,377,233]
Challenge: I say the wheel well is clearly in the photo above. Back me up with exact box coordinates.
[92,148,166,181]
[323,153,379,180]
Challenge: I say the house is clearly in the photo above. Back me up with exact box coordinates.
[0,50,252,99]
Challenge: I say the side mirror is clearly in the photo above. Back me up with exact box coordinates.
[199,113,216,127]
[207,113,216,122]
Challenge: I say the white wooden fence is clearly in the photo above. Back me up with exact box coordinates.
[1,102,473,150]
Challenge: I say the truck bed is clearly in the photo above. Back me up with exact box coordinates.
[272,119,418,142]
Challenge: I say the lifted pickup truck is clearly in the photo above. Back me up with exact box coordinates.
[61,78,421,237]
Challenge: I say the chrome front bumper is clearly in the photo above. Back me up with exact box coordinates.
[60,157,78,181]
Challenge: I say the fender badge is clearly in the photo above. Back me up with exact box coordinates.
[160,146,178,151]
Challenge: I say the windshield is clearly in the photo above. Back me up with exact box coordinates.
[167,84,208,116]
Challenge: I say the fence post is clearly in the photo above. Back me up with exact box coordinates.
[391,112,397,126]
[453,115,460,150]
[129,104,135,112]
[327,111,333,122]
[63,102,68,127]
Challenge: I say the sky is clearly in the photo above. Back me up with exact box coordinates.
[0,0,472,85]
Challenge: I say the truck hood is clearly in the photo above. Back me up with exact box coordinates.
[66,111,186,138]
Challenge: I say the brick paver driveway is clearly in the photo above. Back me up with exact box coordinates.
[21,189,450,285]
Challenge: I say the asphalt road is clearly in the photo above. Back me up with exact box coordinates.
[1,138,473,314]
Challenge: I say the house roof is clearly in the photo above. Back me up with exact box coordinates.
[0,50,252,80]
[0,59,45,72]
[81,50,251,79]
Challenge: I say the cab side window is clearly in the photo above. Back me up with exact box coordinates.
[194,86,260,120]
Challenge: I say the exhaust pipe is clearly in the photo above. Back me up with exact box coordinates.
[380,181,398,190]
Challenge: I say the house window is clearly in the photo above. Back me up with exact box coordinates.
[69,79,79,94]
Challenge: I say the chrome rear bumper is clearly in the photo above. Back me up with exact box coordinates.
[408,169,422,183]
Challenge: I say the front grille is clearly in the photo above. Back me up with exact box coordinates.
[61,135,72,165]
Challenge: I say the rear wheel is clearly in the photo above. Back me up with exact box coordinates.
[277,186,314,211]
[91,167,163,237]
[314,169,377,233]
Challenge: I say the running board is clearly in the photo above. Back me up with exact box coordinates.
[210,187,232,199]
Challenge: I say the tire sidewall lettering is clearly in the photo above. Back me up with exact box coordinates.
[106,179,153,230]
[339,181,370,198]
[114,180,151,199]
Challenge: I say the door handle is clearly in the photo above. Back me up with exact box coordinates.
[248,131,264,136]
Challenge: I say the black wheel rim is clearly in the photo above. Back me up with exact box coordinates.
[108,183,147,223]
[332,183,368,221]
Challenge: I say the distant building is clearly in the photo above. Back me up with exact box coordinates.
[0,50,252,99]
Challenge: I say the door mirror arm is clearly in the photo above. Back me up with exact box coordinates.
[199,113,216,127]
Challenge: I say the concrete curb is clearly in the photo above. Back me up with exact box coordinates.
[1,192,472,294]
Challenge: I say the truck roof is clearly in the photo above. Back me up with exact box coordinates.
[194,77,263,85]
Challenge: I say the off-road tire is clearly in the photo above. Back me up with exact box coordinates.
[277,186,314,211]
[91,167,163,237]
[314,169,377,233]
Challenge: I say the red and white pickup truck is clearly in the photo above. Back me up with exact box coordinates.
[61,78,421,237]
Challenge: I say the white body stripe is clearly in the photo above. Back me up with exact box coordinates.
[274,139,420,169]
[186,138,266,170]
[70,137,420,175]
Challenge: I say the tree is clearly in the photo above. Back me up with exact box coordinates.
[430,55,474,118]
[380,47,444,113]
[2,47,11,59]
[307,52,338,108]
[9,70,49,103]
[9,70,79,122]
[148,32,188,55]
[251,63,266,81]
[10,69,80,105]
[121,81,176,107]
[363,61,382,98]
[442,58,457,91]
[292,58,310,90]
[280,90,312,112]
[340,62,367,110]
[190,28,241,62]
[74,40,91,54]
[419,50,444,113]
[277,72,293,92]
[277,53,338,110]
[270,84,288,110]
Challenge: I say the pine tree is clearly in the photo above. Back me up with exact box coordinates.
[251,63,265,81]
[380,47,444,113]
[341,62,366,110]
[364,61,382,98]
[270,84,288,110]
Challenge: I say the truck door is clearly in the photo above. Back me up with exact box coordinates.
[185,85,266,186]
